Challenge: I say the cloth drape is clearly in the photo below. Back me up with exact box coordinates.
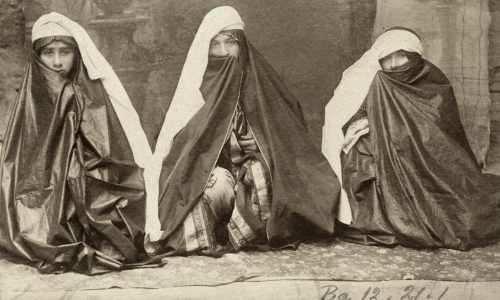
[0,13,160,274]
[156,7,340,254]
[0,55,161,274]
[30,12,160,241]
[339,54,500,250]
[323,29,423,224]
[146,7,245,241]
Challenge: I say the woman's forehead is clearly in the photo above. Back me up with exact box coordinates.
[384,49,408,56]
[211,31,238,42]
[42,40,74,49]
[34,35,77,52]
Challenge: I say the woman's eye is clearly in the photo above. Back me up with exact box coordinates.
[42,51,52,55]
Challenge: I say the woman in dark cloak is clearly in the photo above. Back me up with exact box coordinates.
[0,12,159,274]
[152,6,341,256]
[323,27,500,250]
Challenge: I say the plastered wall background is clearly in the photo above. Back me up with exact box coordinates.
[0,0,498,168]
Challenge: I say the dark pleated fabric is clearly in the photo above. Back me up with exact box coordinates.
[0,54,160,274]
[340,57,500,250]
[157,31,340,254]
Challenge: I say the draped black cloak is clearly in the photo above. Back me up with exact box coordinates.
[340,56,500,250]
[0,53,159,274]
[157,31,340,252]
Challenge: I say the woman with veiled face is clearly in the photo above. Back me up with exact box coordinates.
[323,27,500,251]
[153,6,340,257]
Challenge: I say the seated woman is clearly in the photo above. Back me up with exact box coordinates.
[323,27,500,251]
[153,6,341,256]
[0,12,158,274]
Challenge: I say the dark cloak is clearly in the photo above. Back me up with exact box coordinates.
[0,52,160,274]
[157,30,340,252]
[340,56,500,250]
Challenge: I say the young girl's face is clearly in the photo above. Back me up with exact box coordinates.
[39,40,76,76]
[379,50,410,70]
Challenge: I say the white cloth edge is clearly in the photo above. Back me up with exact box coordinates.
[32,12,156,239]
[148,6,244,241]
[322,29,423,224]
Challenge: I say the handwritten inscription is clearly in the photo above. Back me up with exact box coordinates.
[321,285,449,300]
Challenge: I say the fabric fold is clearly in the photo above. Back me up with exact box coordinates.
[155,7,340,255]
[0,14,161,274]
[334,29,500,250]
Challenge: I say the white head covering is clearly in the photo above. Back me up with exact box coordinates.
[144,6,244,242]
[32,21,72,39]
[322,29,423,224]
[32,12,156,239]
[154,6,244,164]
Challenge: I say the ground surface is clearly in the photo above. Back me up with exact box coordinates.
[2,238,500,299]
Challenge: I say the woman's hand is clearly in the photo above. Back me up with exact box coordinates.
[238,134,259,153]
[342,117,370,154]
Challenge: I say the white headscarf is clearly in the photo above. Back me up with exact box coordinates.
[32,12,156,239]
[144,6,244,242]
[154,6,244,164]
[322,29,423,224]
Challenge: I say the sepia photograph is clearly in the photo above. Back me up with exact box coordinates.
[0,0,499,299]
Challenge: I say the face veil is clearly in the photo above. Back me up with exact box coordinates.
[329,27,500,250]
[156,7,341,255]
[322,28,425,224]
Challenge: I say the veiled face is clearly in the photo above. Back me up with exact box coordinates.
[379,50,410,70]
[39,40,76,76]
[209,32,240,57]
